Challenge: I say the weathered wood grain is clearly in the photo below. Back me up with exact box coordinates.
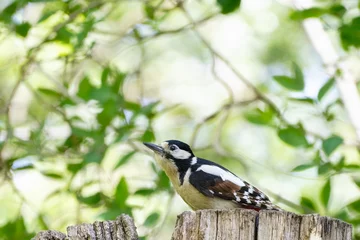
[33,214,138,240]
[33,209,352,240]
[300,214,352,240]
[172,209,352,240]
[258,210,302,240]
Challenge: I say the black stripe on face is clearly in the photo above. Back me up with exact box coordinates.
[179,171,186,185]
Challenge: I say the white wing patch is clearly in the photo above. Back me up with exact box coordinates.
[191,157,197,165]
[196,165,245,187]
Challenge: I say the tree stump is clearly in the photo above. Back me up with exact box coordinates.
[33,210,352,240]
[32,214,138,240]
[172,209,352,240]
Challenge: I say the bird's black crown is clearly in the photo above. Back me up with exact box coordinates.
[165,140,194,155]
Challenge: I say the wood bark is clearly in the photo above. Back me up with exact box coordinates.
[33,210,352,240]
[172,209,352,240]
[32,214,138,240]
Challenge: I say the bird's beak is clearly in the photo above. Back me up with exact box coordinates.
[143,142,164,155]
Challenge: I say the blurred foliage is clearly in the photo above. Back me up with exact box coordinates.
[0,0,360,239]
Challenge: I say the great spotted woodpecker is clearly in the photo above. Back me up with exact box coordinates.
[143,140,281,211]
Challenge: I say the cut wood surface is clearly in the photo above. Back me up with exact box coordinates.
[33,209,352,240]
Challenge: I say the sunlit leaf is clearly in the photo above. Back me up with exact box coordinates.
[77,77,93,100]
[115,177,129,209]
[340,16,360,50]
[41,172,63,179]
[322,135,343,156]
[38,88,62,99]
[217,0,241,14]
[290,7,325,20]
[318,78,335,101]
[318,162,333,175]
[84,150,104,164]
[134,188,155,196]
[300,197,316,213]
[97,99,118,126]
[0,217,34,240]
[321,179,331,208]
[157,171,171,190]
[144,212,160,227]
[289,97,315,104]
[77,192,101,206]
[114,151,136,169]
[278,126,308,147]
[244,107,273,125]
[291,163,315,172]
[348,199,360,212]
[273,63,304,91]
[142,129,155,142]
[15,22,31,37]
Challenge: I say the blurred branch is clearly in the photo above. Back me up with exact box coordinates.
[293,0,360,143]
[190,98,258,146]
[180,6,291,127]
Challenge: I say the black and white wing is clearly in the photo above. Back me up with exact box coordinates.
[189,161,281,211]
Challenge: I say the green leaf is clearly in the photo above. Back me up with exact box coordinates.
[343,164,360,170]
[318,78,335,101]
[334,156,345,171]
[77,192,101,206]
[67,162,83,173]
[144,4,155,19]
[244,107,273,125]
[353,177,360,188]
[273,63,304,91]
[322,135,343,156]
[289,97,315,104]
[54,26,73,44]
[278,126,308,147]
[217,0,241,14]
[42,172,62,179]
[15,22,31,37]
[290,7,325,20]
[340,16,360,50]
[142,129,155,142]
[318,162,333,175]
[157,171,171,190]
[114,151,136,169]
[101,67,111,85]
[0,2,18,23]
[134,188,155,196]
[321,179,331,208]
[143,212,160,227]
[84,150,104,164]
[115,177,129,209]
[291,163,315,172]
[300,197,316,213]
[78,77,93,100]
[328,4,346,18]
[97,99,118,126]
[348,199,360,212]
[38,88,62,99]
[0,217,34,240]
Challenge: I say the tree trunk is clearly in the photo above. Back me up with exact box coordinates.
[33,214,138,240]
[172,209,352,240]
[33,210,352,240]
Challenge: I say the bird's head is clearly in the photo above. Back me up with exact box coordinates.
[143,140,196,178]
[143,140,194,161]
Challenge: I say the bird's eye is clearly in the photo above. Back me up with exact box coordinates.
[169,145,177,151]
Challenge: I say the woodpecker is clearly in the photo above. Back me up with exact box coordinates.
[143,140,281,211]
